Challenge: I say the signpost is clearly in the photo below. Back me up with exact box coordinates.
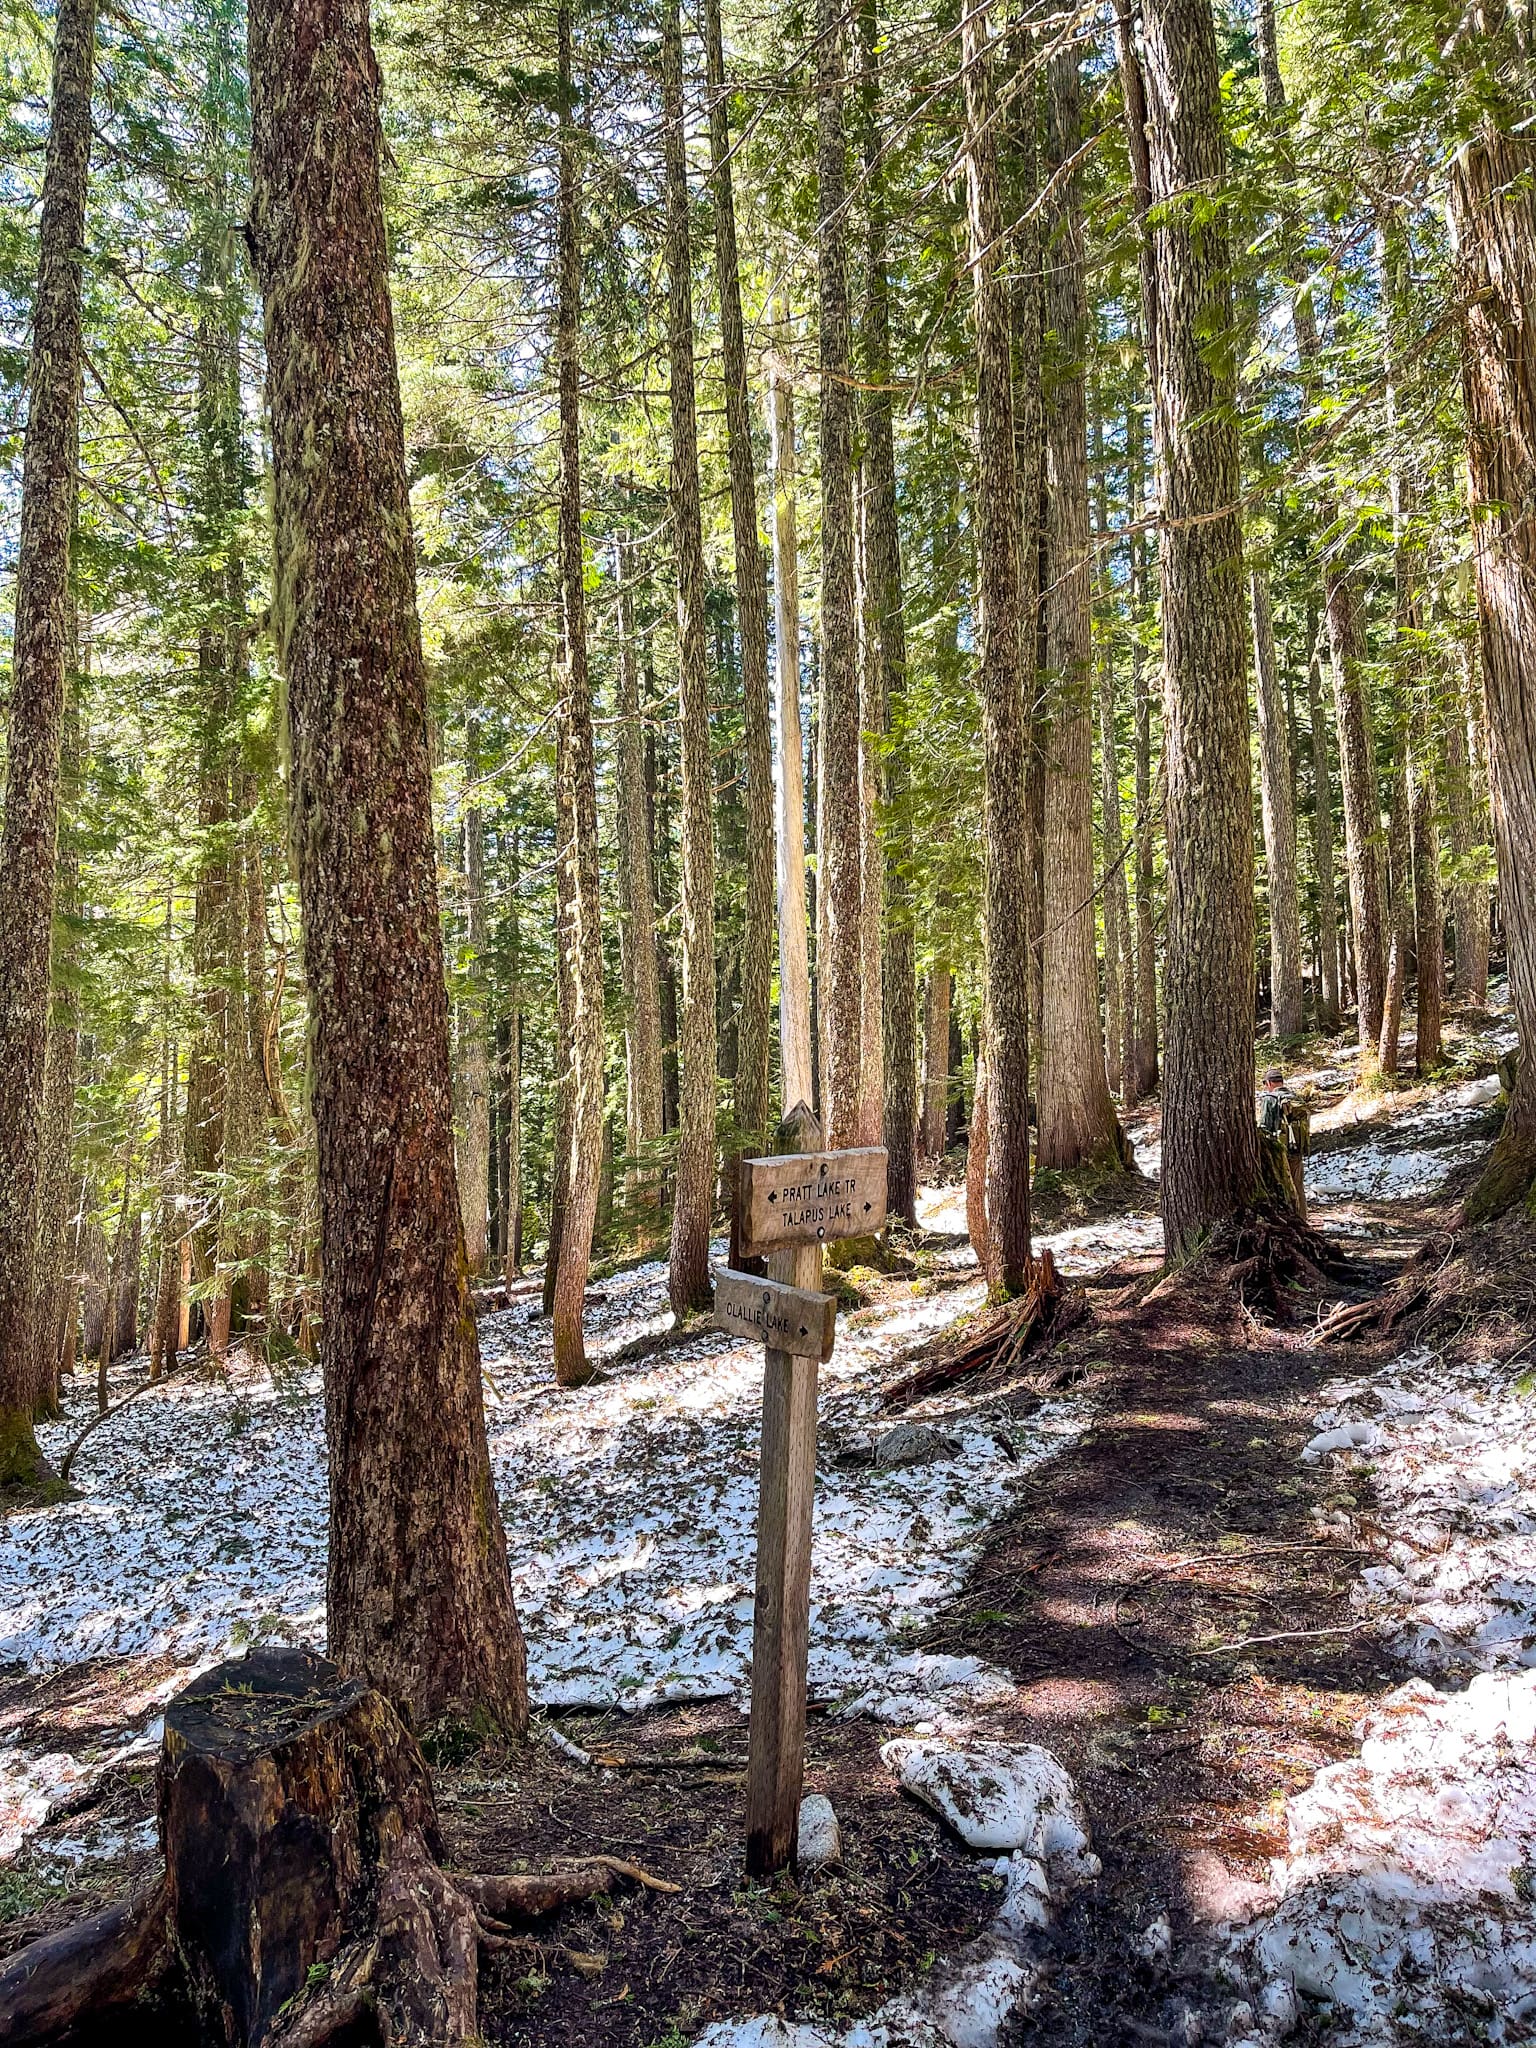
[716,1111,889,1877]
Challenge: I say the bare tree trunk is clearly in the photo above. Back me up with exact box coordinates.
[1452,115,1536,1217]
[1443,642,1492,1004]
[1305,638,1343,1030]
[921,971,952,1163]
[457,797,491,1274]
[1143,0,1260,1252]
[504,829,525,1282]
[963,0,1032,1292]
[768,331,814,1119]
[661,0,719,1317]
[814,0,863,1147]
[703,0,773,1161]
[0,0,96,1487]
[550,0,605,1387]
[1038,49,1121,1172]
[1250,568,1304,1038]
[246,0,527,1727]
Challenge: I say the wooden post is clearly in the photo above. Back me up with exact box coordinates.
[745,1102,822,1876]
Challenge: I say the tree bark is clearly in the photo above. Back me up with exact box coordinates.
[1452,118,1536,1217]
[703,0,773,1160]
[551,0,605,1387]
[814,0,863,1147]
[1038,48,1121,1172]
[1142,0,1260,1253]
[0,0,96,1488]
[1092,418,1131,1104]
[963,0,1032,1293]
[1250,568,1304,1039]
[660,0,719,1317]
[246,0,526,1727]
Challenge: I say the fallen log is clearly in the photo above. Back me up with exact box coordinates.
[0,1648,677,2047]
[880,1249,1087,1409]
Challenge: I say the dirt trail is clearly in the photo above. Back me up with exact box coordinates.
[919,1186,1454,2043]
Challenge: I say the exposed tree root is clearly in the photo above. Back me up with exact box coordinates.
[880,1248,1088,1409]
[0,1650,679,2048]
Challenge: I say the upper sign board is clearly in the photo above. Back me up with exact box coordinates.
[713,1268,837,1360]
[739,1146,888,1256]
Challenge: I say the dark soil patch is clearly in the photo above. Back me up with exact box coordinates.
[438,1707,997,2045]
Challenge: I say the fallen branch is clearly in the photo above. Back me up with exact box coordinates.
[57,1351,205,1484]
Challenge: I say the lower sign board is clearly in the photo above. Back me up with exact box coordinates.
[739,1146,888,1256]
[713,1268,837,1361]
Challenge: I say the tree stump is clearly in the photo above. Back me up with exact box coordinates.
[0,1648,678,2047]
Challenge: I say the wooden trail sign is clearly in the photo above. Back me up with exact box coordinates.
[714,1269,837,1361]
[739,1147,887,1257]
[737,1113,888,1878]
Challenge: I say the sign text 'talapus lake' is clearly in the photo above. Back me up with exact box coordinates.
[738,1146,888,1256]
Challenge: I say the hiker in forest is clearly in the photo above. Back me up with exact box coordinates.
[1259,1065,1311,1219]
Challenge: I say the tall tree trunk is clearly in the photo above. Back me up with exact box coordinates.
[0,0,96,1487]
[921,971,952,1162]
[550,0,605,1386]
[661,0,719,1316]
[504,829,525,1282]
[1092,416,1130,1105]
[857,0,917,1218]
[32,640,83,1417]
[614,536,665,1220]
[703,0,773,1159]
[1143,0,1260,1252]
[963,0,1032,1293]
[246,0,526,1727]
[1128,401,1160,1098]
[856,495,886,1148]
[1452,115,1536,1218]
[814,0,863,1147]
[457,798,492,1274]
[1038,49,1121,1172]
[1250,568,1304,1038]
[1443,643,1492,1004]
[1305,635,1344,1030]
[768,321,814,1116]
[543,715,575,1316]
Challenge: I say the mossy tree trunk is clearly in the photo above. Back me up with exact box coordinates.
[245,0,526,1727]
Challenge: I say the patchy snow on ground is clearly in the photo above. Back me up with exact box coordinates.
[1219,1329,1536,2042]
[0,1233,1093,1861]
[1305,1073,1503,1205]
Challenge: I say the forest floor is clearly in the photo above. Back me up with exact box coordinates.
[0,993,1531,2047]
